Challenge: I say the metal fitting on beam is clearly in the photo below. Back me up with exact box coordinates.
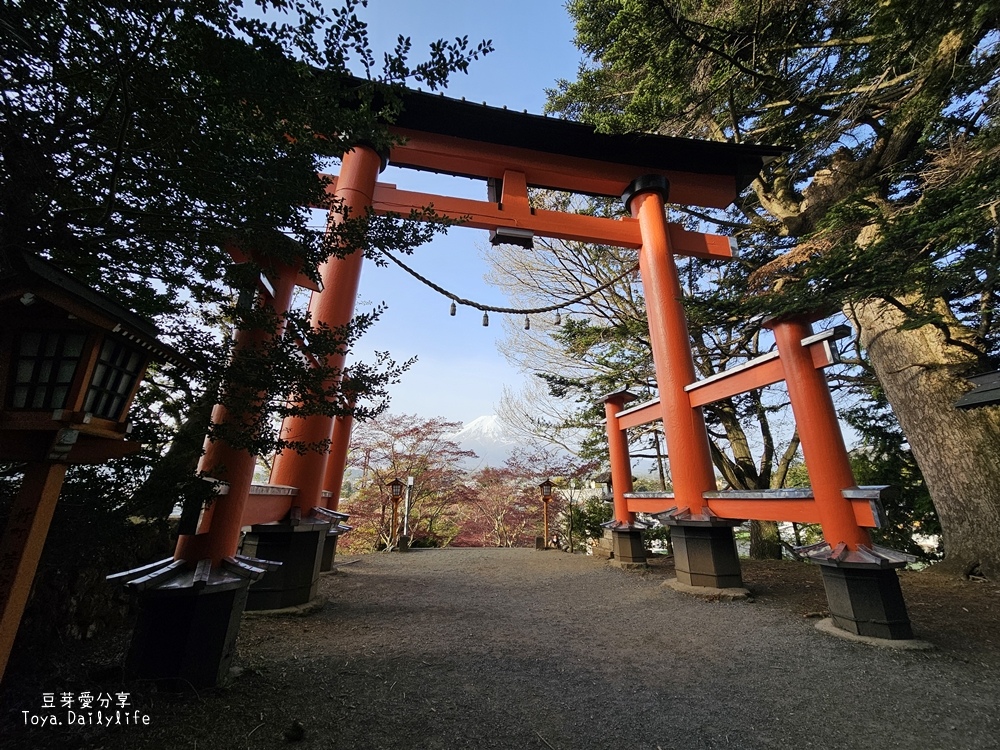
[622,174,670,214]
[489,226,534,249]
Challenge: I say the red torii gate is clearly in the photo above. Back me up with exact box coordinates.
[112,87,914,687]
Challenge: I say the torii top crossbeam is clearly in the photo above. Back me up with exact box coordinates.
[384,87,785,207]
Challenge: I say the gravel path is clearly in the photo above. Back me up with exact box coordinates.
[8,547,997,749]
[234,548,994,750]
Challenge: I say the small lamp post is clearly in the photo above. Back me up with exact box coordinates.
[567,479,575,554]
[399,476,414,551]
[539,479,554,548]
[389,478,404,548]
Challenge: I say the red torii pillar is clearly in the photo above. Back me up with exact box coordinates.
[317,387,356,572]
[768,315,912,639]
[175,250,300,566]
[118,245,304,687]
[269,145,383,507]
[322,385,357,512]
[625,176,743,588]
[240,145,383,610]
[769,317,869,551]
[602,390,646,565]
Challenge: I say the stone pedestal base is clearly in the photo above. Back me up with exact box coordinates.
[612,528,647,565]
[240,518,329,610]
[126,581,248,688]
[320,531,339,573]
[396,535,410,552]
[665,578,751,601]
[535,536,546,550]
[818,563,914,640]
[669,524,743,588]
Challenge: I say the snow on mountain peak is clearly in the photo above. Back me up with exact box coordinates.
[447,415,518,467]
[451,415,516,443]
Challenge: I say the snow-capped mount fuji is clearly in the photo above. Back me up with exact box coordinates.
[447,415,519,468]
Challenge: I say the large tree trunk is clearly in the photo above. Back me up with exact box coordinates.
[749,520,782,559]
[851,297,1000,578]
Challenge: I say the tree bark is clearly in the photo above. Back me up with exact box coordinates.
[749,520,783,560]
[851,297,1000,578]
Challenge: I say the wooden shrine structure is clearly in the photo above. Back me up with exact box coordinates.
[0,249,189,682]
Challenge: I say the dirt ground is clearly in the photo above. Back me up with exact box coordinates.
[2,548,999,750]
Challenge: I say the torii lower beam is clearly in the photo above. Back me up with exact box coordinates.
[622,486,890,528]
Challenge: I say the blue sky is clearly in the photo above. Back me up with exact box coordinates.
[337,1,583,426]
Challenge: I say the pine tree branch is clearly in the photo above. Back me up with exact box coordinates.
[655,0,780,85]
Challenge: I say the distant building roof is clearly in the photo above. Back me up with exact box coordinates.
[955,370,1000,409]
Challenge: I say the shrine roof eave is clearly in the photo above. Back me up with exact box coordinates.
[0,247,191,369]
[387,87,787,205]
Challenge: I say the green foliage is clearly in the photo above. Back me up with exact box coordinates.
[549,0,1000,570]
[783,463,810,489]
[554,0,1000,350]
[0,0,491,650]
[209,301,416,455]
[642,523,670,552]
[1,0,492,455]
[407,535,441,548]
[565,496,613,542]
[844,398,942,559]
[0,0,493,460]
